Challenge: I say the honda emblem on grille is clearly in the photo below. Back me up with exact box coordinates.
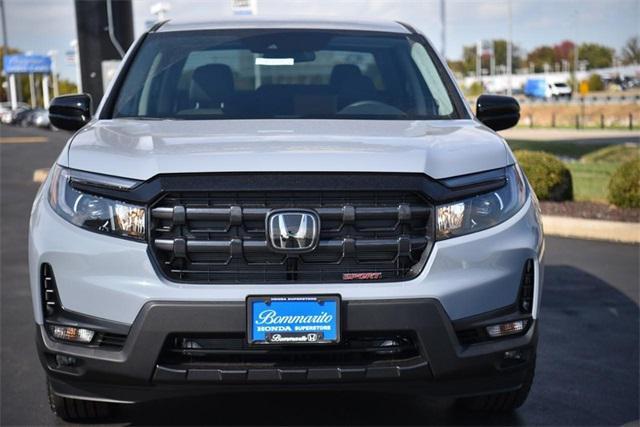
[266,210,320,253]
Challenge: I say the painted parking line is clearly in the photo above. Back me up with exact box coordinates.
[0,136,48,144]
[33,168,50,184]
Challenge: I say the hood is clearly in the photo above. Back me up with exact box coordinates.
[66,119,510,181]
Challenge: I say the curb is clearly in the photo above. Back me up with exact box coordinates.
[542,215,640,244]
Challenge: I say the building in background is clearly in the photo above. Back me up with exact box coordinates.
[74,0,134,106]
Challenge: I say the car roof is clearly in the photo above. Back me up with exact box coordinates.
[155,17,413,34]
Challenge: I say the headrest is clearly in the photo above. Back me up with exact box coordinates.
[329,64,363,88]
[189,64,235,107]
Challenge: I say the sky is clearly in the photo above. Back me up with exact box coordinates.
[1,0,638,81]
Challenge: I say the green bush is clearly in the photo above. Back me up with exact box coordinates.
[465,81,483,97]
[581,144,640,164]
[514,150,573,201]
[608,158,640,208]
[587,74,605,92]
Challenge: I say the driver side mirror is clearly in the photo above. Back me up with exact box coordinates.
[476,94,520,131]
[49,94,92,131]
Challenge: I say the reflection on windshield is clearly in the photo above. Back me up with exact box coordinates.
[112,30,460,121]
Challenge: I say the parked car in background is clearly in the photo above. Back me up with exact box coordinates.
[26,108,51,129]
[524,78,572,99]
[12,107,35,126]
[0,101,29,115]
[1,105,30,125]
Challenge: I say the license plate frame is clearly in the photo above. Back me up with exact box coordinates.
[247,295,341,345]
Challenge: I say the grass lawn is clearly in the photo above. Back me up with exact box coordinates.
[508,140,638,203]
[566,162,619,203]
[507,139,610,159]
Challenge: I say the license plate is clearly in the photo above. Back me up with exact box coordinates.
[247,295,340,345]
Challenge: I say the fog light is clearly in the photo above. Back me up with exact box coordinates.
[486,320,527,338]
[50,325,95,343]
[55,354,78,367]
[504,350,524,360]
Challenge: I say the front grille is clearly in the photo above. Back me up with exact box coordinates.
[158,333,421,368]
[150,191,434,284]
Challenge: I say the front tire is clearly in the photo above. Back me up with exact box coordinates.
[456,358,535,412]
[47,380,113,421]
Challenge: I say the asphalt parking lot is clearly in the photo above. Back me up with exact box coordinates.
[1,124,638,426]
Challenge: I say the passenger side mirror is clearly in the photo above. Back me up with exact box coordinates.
[49,94,92,131]
[476,94,520,131]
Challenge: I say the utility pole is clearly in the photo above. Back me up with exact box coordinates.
[1,0,11,107]
[572,8,579,93]
[0,0,7,52]
[573,43,579,93]
[440,0,446,57]
[506,0,513,96]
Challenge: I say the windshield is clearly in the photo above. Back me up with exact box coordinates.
[111,30,461,120]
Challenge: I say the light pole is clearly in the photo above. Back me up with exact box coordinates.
[506,0,513,96]
[1,0,11,107]
[0,0,7,53]
[572,8,579,93]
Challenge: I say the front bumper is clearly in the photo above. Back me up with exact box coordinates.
[29,189,544,326]
[40,299,537,403]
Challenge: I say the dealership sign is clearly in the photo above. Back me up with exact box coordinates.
[232,0,257,15]
[3,55,52,74]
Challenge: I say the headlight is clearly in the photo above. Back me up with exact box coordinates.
[48,165,146,240]
[436,165,527,240]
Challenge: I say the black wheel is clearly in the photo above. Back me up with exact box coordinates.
[456,358,535,412]
[47,380,113,421]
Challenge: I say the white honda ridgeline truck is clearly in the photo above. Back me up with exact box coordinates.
[31,18,544,421]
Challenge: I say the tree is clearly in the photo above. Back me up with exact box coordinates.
[459,40,522,76]
[553,40,575,63]
[492,39,522,71]
[526,46,556,72]
[462,45,477,75]
[446,60,465,76]
[621,36,640,65]
[578,43,614,69]
[58,79,78,95]
[587,74,604,91]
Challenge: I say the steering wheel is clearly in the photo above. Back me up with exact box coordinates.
[338,100,407,116]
